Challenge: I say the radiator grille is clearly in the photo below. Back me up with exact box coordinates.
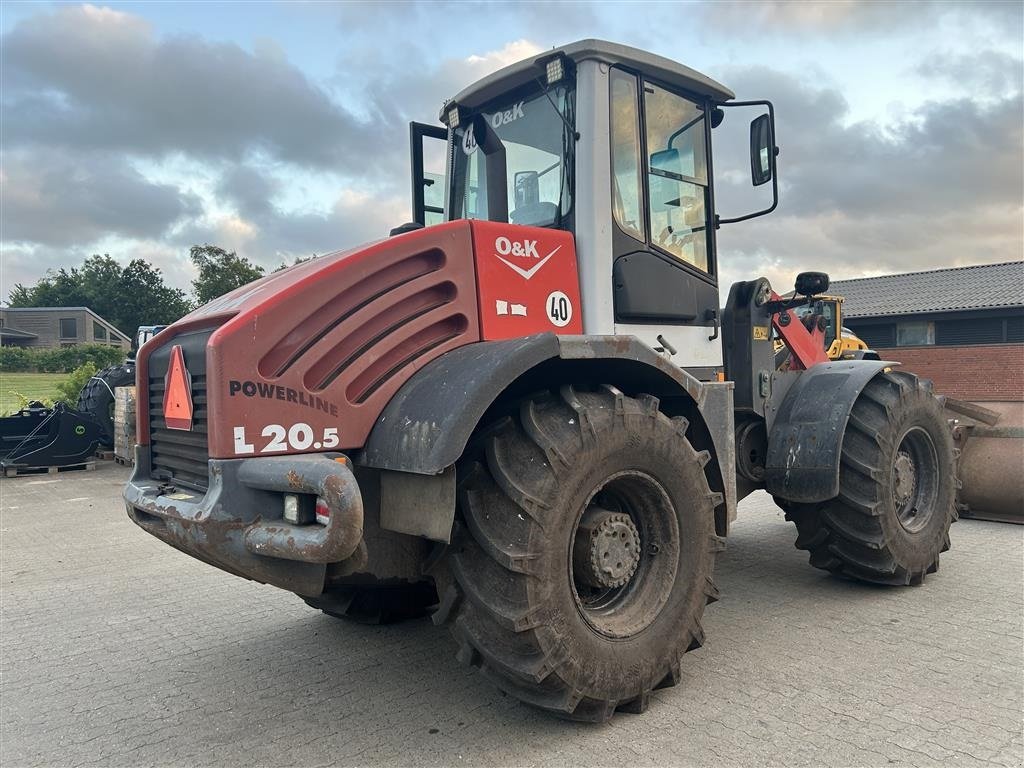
[146,329,212,491]
[149,374,209,490]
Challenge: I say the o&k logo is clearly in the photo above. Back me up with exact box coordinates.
[494,236,561,281]
[490,101,524,128]
[460,102,525,156]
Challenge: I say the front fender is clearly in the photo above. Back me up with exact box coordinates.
[360,333,737,538]
[359,333,561,474]
[764,360,892,503]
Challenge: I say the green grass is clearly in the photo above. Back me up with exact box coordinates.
[0,373,67,415]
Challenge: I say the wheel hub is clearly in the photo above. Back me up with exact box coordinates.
[893,451,917,507]
[573,506,641,589]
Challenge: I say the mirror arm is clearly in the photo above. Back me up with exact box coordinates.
[666,112,705,150]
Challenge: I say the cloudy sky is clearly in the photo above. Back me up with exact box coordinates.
[1,0,1021,301]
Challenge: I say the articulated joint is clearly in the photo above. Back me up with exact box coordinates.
[238,455,364,564]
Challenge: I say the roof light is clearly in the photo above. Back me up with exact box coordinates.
[445,104,461,130]
[545,56,566,85]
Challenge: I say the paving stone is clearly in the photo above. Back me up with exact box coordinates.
[1,463,1021,767]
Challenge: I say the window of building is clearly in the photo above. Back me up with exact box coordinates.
[936,317,1007,346]
[610,68,644,242]
[93,322,107,341]
[896,321,934,346]
[59,318,78,339]
[643,82,710,273]
[1006,316,1024,343]
[852,323,896,349]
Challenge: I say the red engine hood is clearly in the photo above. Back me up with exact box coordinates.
[140,219,581,460]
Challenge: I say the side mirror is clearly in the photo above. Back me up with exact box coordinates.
[795,271,829,297]
[717,99,779,226]
[514,171,540,209]
[750,114,773,186]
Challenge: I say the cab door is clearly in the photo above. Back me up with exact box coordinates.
[608,68,722,372]
[410,122,449,226]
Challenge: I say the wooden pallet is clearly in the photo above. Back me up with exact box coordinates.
[95,449,115,460]
[113,455,134,467]
[3,461,97,478]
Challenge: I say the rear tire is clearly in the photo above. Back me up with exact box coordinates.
[434,386,722,722]
[787,371,956,585]
[76,362,134,446]
[304,582,438,625]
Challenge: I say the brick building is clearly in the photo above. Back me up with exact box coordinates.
[832,261,1024,402]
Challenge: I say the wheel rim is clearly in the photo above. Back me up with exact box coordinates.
[892,426,939,533]
[569,470,680,639]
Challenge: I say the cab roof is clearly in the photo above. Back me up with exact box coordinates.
[442,39,735,118]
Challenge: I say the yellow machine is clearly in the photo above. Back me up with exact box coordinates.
[778,294,876,362]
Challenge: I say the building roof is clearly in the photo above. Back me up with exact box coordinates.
[444,39,734,117]
[830,261,1024,319]
[0,306,131,338]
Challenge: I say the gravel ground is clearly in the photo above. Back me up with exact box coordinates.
[2,461,1022,767]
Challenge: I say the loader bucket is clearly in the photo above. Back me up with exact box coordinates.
[0,403,104,471]
[946,399,1024,524]
[0,402,53,457]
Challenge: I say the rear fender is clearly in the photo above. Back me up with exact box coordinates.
[764,360,892,503]
[360,333,736,540]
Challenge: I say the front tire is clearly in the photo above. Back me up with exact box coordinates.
[787,371,956,585]
[435,386,723,721]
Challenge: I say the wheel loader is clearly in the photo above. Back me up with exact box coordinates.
[776,294,877,365]
[124,40,959,721]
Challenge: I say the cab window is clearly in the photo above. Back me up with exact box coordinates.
[610,68,644,241]
[643,83,711,273]
[450,83,575,227]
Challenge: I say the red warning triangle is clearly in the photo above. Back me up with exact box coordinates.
[163,344,193,431]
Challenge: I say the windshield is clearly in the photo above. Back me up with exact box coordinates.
[795,299,839,348]
[450,82,575,227]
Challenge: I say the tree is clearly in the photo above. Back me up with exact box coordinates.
[190,245,264,305]
[7,254,192,338]
[274,254,314,272]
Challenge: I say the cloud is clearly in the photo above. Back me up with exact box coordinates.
[1,4,378,173]
[713,62,1023,291]
[720,65,1022,217]
[699,0,1022,37]
[918,50,1024,96]
[182,166,406,268]
[2,1,1020,310]
[1,150,201,247]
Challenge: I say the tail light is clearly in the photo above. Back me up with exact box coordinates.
[315,498,330,526]
[282,493,329,525]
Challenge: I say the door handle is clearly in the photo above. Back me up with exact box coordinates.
[707,308,720,341]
